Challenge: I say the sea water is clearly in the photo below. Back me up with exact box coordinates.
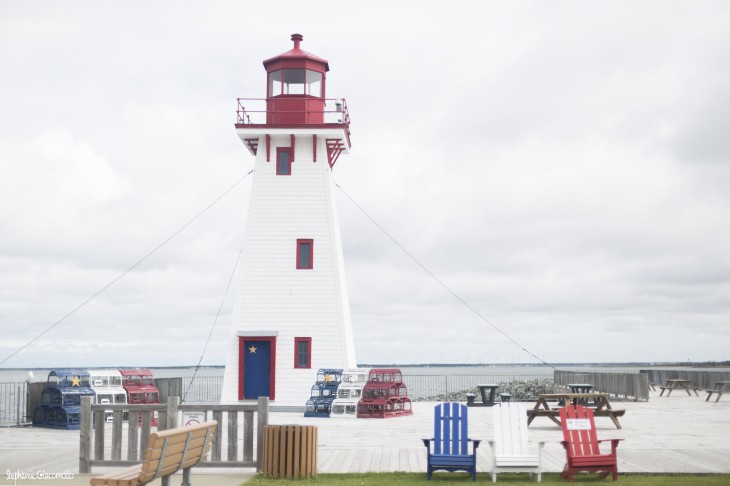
[0,364,655,384]
[4,363,718,384]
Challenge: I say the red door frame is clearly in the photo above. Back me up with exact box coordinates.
[238,336,276,401]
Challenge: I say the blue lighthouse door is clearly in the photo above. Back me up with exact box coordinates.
[243,340,271,399]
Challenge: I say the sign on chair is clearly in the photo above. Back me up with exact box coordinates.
[566,418,591,430]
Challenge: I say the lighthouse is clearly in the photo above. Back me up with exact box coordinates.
[221,34,356,408]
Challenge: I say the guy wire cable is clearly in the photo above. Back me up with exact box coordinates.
[333,180,554,369]
[183,245,243,402]
[1,169,254,366]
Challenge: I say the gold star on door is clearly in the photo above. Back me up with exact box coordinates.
[248,345,257,354]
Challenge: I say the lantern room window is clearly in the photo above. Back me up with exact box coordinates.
[283,69,305,94]
[306,71,322,97]
[268,69,323,97]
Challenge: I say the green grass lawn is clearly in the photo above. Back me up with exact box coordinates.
[246,472,730,485]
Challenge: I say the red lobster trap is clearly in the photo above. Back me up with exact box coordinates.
[356,368,412,418]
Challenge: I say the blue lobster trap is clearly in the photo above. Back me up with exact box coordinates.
[32,369,95,429]
[303,368,342,417]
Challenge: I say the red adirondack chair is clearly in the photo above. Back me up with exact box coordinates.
[559,405,622,482]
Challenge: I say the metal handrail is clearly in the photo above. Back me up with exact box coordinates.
[235,97,350,130]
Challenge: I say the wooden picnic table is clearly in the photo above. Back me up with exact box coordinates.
[705,381,730,402]
[567,384,595,405]
[466,383,499,407]
[526,393,625,429]
[568,383,594,393]
[659,379,699,397]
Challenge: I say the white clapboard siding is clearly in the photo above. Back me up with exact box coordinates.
[221,133,356,407]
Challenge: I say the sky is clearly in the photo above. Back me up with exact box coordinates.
[1,1,729,369]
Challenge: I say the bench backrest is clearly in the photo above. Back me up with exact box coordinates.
[493,402,529,457]
[560,405,600,458]
[138,420,217,483]
[433,402,469,456]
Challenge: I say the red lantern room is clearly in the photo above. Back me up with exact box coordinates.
[235,33,351,168]
[263,33,328,125]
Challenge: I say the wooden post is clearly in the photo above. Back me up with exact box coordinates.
[79,396,92,474]
[256,396,269,469]
[140,411,152,454]
[94,410,105,460]
[212,410,223,461]
[227,410,239,461]
[112,410,123,460]
[243,409,254,462]
[166,397,180,430]
[127,411,139,461]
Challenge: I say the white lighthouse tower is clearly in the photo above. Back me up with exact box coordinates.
[221,34,356,408]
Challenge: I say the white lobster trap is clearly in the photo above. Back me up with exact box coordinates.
[331,368,369,418]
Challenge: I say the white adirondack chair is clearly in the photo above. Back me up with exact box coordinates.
[488,402,545,482]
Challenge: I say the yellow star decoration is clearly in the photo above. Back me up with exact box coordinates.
[248,345,257,354]
[71,376,80,387]
[324,375,332,382]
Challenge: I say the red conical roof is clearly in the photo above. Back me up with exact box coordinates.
[263,33,329,72]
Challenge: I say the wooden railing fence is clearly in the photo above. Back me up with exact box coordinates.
[79,396,269,473]
[554,370,650,401]
[639,369,730,390]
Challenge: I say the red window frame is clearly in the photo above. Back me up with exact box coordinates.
[294,337,312,369]
[296,239,313,269]
[276,147,292,175]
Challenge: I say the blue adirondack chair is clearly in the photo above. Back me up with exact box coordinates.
[422,402,480,480]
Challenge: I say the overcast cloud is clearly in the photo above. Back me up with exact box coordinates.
[1,1,729,368]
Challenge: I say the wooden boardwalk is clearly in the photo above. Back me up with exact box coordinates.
[269,389,730,474]
[1,389,729,484]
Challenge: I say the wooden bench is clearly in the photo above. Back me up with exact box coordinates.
[659,386,700,396]
[595,409,626,418]
[90,420,217,486]
[526,408,560,422]
[595,408,626,429]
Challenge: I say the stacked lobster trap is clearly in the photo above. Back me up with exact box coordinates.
[330,368,369,418]
[33,369,95,429]
[303,369,343,417]
[356,368,413,418]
